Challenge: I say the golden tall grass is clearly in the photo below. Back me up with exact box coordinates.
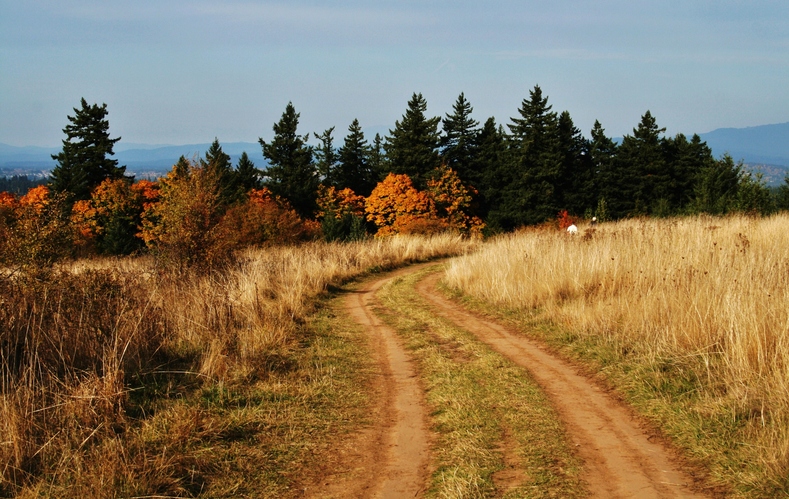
[1,234,473,496]
[444,215,789,495]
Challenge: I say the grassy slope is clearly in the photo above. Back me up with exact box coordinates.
[17,292,376,498]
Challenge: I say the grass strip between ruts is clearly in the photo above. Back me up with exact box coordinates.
[374,265,586,498]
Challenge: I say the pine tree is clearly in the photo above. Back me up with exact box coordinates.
[314,127,339,186]
[173,155,191,180]
[504,85,563,226]
[472,117,507,224]
[384,93,441,189]
[50,98,126,201]
[776,172,789,211]
[202,138,239,205]
[369,133,387,182]
[589,120,619,219]
[337,119,376,196]
[235,152,262,193]
[441,93,480,184]
[662,133,714,212]
[556,111,594,215]
[259,102,317,219]
[692,154,742,214]
[617,111,670,216]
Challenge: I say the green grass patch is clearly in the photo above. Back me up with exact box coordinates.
[375,267,586,498]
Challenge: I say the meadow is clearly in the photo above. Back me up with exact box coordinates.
[0,234,472,497]
[444,214,789,497]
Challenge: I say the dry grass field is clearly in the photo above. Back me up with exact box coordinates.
[0,234,473,497]
[444,214,789,497]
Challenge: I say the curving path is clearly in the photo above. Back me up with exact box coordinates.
[306,266,431,498]
[416,271,708,498]
[308,264,711,498]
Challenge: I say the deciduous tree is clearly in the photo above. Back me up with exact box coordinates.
[365,173,443,236]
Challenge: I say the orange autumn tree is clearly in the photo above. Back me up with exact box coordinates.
[0,186,73,268]
[71,178,158,255]
[427,165,485,238]
[365,173,445,236]
[316,185,367,241]
[216,187,317,247]
[0,192,19,258]
[139,159,229,270]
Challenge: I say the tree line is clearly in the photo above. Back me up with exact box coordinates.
[3,89,788,267]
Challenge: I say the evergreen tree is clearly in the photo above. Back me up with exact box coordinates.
[691,153,742,214]
[201,138,239,205]
[384,93,441,189]
[776,172,789,211]
[589,120,619,220]
[556,111,594,215]
[314,127,339,186]
[50,98,126,201]
[337,119,377,196]
[473,118,508,224]
[369,133,387,182]
[617,111,670,216]
[503,85,563,226]
[235,151,262,193]
[441,93,480,183]
[663,133,714,212]
[735,171,773,215]
[0,175,48,196]
[259,102,317,219]
[173,155,191,180]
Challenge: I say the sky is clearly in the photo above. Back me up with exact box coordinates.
[1,0,788,148]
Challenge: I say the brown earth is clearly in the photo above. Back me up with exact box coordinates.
[303,265,431,498]
[306,264,713,498]
[416,271,711,499]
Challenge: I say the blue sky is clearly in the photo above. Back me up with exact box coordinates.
[1,0,787,147]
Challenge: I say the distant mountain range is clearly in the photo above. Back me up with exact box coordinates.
[0,142,265,179]
[2,121,788,184]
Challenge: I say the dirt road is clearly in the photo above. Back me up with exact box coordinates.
[313,264,709,498]
[416,271,707,498]
[307,266,431,498]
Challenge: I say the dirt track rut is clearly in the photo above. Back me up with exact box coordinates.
[416,271,707,498]
[313,264,709,498]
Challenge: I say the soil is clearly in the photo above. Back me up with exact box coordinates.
[306,264,713,498]
[416,271,710,499]
[303,265,431,498]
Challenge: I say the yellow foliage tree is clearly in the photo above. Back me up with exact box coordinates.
[427,165,485,238]
[365,173,445,236]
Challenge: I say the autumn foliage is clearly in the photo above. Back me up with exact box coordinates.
[0,186,73,269]
[365,167,483,237]
[557,210,574,230]
[0,160,484,269]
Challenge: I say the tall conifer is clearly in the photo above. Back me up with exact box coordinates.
[50,98,126,201]
[504,85,562,226]
[384,93,441,189]
[259,102,317,218]
[314,127,339,186]
[441,93,480,184]
[337,119,376,196]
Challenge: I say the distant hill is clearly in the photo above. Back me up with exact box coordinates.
[0,142,264,178]
[2,122,788,183]
[698,122,789,167]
